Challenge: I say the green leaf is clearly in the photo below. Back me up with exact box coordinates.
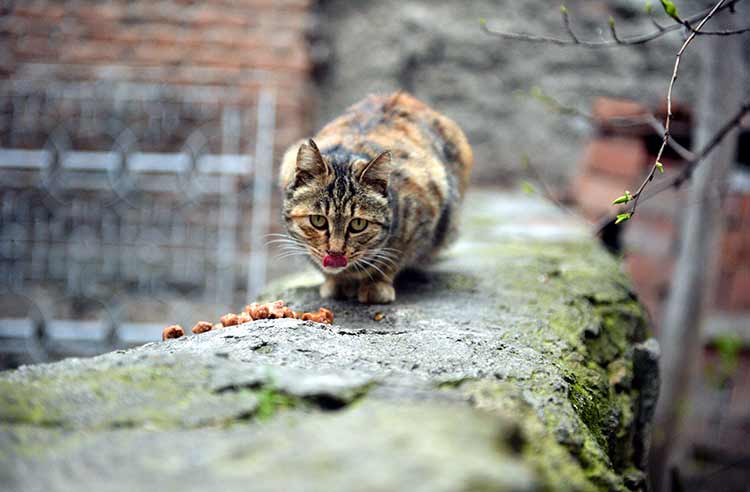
[645,1,653,14]
[608,16,616,27]
[656,161,664,173]
[660,0,678,19]
[521,180,536,195]
[560,4,568,14]
[611,190,633,205]
[615,213,632,225]
[479,17,487,26]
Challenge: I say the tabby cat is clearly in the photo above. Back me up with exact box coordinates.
[279,92,473,304]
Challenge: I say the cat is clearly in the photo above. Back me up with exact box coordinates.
[278,91,473,304]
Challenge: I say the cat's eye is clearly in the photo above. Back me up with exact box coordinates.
[349,218,368,233]
[309,215,327,230]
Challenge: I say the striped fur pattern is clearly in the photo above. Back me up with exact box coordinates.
[279,92,473,304]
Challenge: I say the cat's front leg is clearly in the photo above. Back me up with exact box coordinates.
[358,280,396,304]
[320,275,357,299]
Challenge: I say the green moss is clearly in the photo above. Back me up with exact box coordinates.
[453,380,597,492]
[0,362,262,431]
[255,388,298,421]
[1,383,64,428]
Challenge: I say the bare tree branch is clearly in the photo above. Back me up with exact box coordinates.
[594,100,750,234]
[626,0,730,221]
[480,0,744,49]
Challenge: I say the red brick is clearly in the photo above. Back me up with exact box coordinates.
[13,35,60,60]
[582,137,649,179]
[625,253,674,291]
[728,268,750,311]
[62,43,125,64]
[724,193,747,229]
[713,269,735,311]
[130,44,187,65]
[719,231,750,271]
[592,97,649,120]
[13,4,66,20]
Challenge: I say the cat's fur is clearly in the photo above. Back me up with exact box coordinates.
[279,92,472,304]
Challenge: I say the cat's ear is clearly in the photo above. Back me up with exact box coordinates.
[355,151,392,195]
[294,139,330,187]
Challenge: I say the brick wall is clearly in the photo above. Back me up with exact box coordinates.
[0,0,314,155]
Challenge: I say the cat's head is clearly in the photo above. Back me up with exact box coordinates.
[281,139,393,275]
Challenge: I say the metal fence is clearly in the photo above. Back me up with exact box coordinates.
[0,81,276,367]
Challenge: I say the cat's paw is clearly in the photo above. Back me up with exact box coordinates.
[358,281,396,304]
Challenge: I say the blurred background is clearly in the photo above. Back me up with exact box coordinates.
[0,0,748,489]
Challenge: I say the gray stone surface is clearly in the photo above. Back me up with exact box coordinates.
[0,191,658,492]
[311,0,709,184]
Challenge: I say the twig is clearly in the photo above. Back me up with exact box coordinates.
[626,0,729,220]
[608,113,695,161]
[682,20,750,36]
[608,17,622,44]
[519,87,695,160]
[481,0,743,48]
[522,156,577,217]
[560,5,580,43]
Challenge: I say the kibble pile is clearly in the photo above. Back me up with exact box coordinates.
[161,300,334,341]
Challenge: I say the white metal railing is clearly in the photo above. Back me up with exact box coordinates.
[0,82,277,364]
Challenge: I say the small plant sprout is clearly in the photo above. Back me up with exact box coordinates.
[660,0,679,20]
[645,1,653,15]
[521,180,536,195]
[612,190,633,205]
[615,213,632,225]
[656,161,665,173]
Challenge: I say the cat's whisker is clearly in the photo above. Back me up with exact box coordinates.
[351,259,375,282]
[368,256,397,271]
[358,257,392,282]
[276,243,306,251]
[265,238,306,247]
[371,251,401,263]
[370,251,399,263]
[366,251,399,269]
[377,247,402,254]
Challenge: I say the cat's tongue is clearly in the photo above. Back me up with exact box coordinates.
[323,254,348,268]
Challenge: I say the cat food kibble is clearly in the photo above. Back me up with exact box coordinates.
[300,307,334,325]
[191,321,213,334]
[160,300,335,340]
[220,313,240,327]
[162,324,185,340]
[244,302,270,320]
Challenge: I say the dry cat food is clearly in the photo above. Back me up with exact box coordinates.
[300,307,334,324]
[191,321,213,334]
[220,313,241,327]
[161,300,334,341]
[162,324,185,340]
